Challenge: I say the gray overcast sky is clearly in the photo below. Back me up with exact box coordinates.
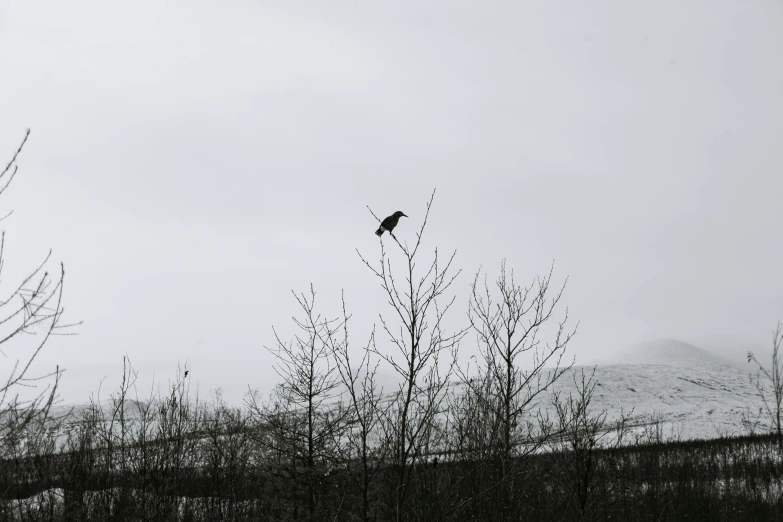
[1,0,781,404]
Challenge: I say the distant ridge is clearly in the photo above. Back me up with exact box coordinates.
[599,338,731,368]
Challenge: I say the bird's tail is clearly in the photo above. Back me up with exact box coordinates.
[375,227,384,236]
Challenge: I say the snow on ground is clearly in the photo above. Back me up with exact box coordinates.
[557,339,766,441]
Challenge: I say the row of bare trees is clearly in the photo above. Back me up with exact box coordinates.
[8,347,782,522]
[237,191,589,521]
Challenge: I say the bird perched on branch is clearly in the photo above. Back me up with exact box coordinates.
[375,211,407,237]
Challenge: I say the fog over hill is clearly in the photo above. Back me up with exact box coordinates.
[602,338,732,367]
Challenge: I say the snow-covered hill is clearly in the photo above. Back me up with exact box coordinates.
[555,339,765,440]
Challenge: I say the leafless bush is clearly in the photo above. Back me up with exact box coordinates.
[462,261,576,460]
[198,390,256,520]
[323,294,390,522]
[246,285,346,521]
[544,368,632,520]
[748,321,783,450]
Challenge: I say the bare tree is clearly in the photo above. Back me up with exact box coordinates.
[246,285,346,522]
[0,129,79,460]
[324,294,391,522]
[450,260,575,517]
[463,261,575,458]
[545,368,632,520]
[358,190,466,522]
[748,321,783,450]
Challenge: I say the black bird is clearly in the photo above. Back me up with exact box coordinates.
[375,211,407,236]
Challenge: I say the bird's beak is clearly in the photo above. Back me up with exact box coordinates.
[402,213,408,218]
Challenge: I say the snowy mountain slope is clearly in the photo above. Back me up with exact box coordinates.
[547,339,765,440]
